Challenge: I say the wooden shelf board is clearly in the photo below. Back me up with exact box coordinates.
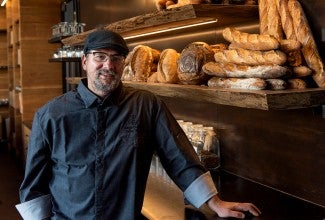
[62,4,258,46]
[123,81,325,110]
[49,58,81,62]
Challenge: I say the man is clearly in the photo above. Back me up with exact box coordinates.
[16,30,261,219]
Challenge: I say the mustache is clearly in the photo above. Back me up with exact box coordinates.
[97,69,117,76]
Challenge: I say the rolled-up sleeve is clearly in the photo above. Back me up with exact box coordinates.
[184,172,218,208]
[15,194,52,220]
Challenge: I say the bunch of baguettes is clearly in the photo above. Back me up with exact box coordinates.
[203,0,325,90]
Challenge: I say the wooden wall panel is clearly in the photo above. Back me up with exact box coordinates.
[20,87,62,122]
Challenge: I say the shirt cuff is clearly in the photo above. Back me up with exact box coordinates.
[15,194,52,220]
[184,172,218,208]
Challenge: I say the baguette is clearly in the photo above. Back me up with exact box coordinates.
[208,77,267,90]
[275,0,296,40]
[266,79,287,90]
[214,48,287,66]
[287,50,302,67]
[202,62,290,79]
[279,39,301,52]
[258,0,269,35]
[259,0,284,40]
[292,66,312,78]
[288,0,325,87]
[222,27,279,51]
[287,78,307,89]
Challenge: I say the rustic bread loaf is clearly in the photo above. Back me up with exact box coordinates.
[202,62,290,79]
[265,79,287,90]
[287,78,307,89]
[292,66,312,78]
[157,49,180,84]
[288,0,325,87]
[177,42,215,85]
[214,48,287,66]
[129,45,160,82]
[147,72,159,83]
[222,27,279,51]
[207,77,267,90]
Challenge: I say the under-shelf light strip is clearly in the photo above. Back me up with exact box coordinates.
[1,0,7,6]
[123,19,218,40]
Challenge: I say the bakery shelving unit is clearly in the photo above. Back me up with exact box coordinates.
[48,36,83,93]
[5,0,62,162]
[0,7,9,145]
[61,4,325,111]
[61,4,325,208]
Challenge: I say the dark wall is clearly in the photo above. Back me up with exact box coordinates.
[79,0,156,31]
[162,97,325,207]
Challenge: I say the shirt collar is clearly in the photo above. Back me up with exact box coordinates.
[77,78,124,108]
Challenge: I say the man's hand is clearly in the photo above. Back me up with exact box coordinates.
[207,195,261,219]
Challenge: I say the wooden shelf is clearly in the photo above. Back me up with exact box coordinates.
[124,82,325,110]
[62,4,259,46]
[48,35,73,44]
[49,57,81,62]
[65,78,325,110]
[61,4,325,111]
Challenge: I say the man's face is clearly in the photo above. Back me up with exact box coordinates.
[82,48,125,97]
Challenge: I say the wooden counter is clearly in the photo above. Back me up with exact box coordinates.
[142,171,325,219]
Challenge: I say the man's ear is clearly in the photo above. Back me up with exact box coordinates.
[81,54,87,71]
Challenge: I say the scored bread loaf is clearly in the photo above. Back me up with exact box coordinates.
[222,27,279,51]
[129,45,160,82]
[214,48,287,66]
[177,42,215,85]
[202,62,290,79]
[208,77,267,90]
[157,49,180,84]
[288,0,325,87]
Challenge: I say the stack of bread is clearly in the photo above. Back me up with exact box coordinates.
[203,0,325,90]
[203,27,291,90]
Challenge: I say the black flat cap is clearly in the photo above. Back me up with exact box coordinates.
[83,30,129,56]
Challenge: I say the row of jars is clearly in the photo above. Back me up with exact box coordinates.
[150,120,221,183]
[53,46,84,59]
[51,22,86,38]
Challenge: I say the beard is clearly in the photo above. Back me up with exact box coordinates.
[92,69,121,95]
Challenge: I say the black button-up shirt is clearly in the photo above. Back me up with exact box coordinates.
[19,79,207,219]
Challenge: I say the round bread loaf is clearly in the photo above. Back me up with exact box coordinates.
[157,49,180,84]
[177,42,214,85]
